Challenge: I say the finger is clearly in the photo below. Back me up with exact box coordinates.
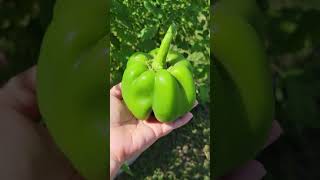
[221,160,266,180]
[158,102,197,133]
[192,100,199,109]
[110,83,122,100]
[168,112,194,129]
[160,113,194,136]
[0,66,39,120]
[263,120,283,148]
[4,66,37,94]
[142,112,193,139]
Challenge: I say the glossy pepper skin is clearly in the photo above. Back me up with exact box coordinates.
[122,25,196,122]
[212,0,274,178]
[37,0,108,179]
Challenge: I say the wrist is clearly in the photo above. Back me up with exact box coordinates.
[110,154,123,179]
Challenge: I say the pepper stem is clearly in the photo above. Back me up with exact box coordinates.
[152,25,176,70]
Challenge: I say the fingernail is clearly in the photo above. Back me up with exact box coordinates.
[247,160,267,180]
[192,100,199,108]
[181,113,193,123]
[264,121,283,148]
[273,120,283,135]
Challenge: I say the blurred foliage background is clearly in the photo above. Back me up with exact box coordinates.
[256,0,320,180]
[110,0,210,100]
[0,0,319,179]
[0,0,54,85]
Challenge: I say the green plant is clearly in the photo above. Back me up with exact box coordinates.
[111,0,209,104]
[122,25,196,122]
[37,0,108,179]
[212,0,274,177]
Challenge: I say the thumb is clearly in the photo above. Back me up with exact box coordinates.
[0,66,39,120]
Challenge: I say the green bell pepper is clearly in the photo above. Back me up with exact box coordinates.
[212,0,274,177]
[37,0,108,179]
[121,25,196,122]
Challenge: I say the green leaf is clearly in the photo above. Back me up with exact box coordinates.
[120,163,134,176]
[138,25,158,41]
[143,1,163,18]
[199,85,209,103]
[282,71,320,129]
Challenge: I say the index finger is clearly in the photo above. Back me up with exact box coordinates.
[110,83,122,100]
[0,66,39,120]
[263,120,283,149]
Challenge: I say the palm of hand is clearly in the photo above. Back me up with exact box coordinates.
[0,67,82,180]
[110,84,193,165]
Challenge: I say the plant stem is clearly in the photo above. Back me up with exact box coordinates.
[152,25,176,70]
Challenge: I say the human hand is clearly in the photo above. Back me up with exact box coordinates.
[220,121,282,180]
[2,67,277,180]
[110,84,197,179]
[0,67,83,180]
